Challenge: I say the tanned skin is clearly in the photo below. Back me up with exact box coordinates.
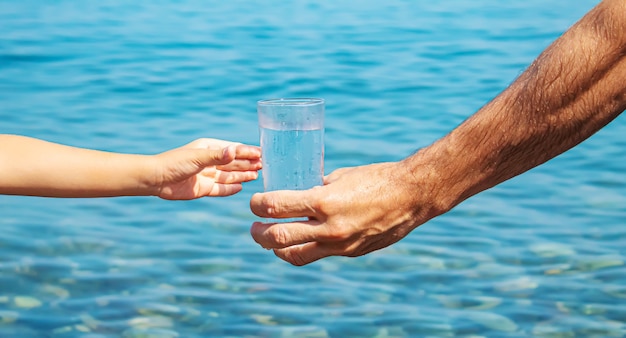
[249,0,626,266]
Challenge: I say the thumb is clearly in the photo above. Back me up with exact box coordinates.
[195,145,236,167]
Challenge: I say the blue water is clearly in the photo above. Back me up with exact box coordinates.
[260,128,324,192]
[1,0,625,337]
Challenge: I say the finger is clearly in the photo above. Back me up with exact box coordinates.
[251,220,330,249]
[234,144,262,160]
[213,170,259,184]
[250,190,319,219]
[207,183,243,197]
[201,163,260,178]
[217,158,262,171]
[274,242,336,266]
[195,146,236,167]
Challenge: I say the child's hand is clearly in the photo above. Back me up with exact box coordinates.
[154,138,261,200]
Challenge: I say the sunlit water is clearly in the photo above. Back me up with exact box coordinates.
[1,0,625,337]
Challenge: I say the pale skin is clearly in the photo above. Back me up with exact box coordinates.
[0,135,262,199]
[250,0,626,265]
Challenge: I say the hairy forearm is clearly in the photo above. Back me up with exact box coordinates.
[0,135,154,197]
[408,0,626,212]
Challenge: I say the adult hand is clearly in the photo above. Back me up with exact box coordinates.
[249,160,444,265]
[155,138,261,200]
[253,0,626,266]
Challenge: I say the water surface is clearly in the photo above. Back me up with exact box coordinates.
[1,1,624,337]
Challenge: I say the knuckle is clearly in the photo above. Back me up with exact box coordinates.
[314,194,333,215]
[325,221,353,242]
[329,228,352,242]
[283,250,308,266]
[262,195,281,217]
[268,226,290,247]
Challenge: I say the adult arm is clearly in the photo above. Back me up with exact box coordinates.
[250,0,626,265]
[0,135,261,199]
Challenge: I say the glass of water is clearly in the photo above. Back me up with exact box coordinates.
[258,98,324,195]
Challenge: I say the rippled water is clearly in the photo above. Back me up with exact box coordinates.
[1,0,625,337]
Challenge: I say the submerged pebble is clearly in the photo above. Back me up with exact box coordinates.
[14,296,42,309]
[574,256,624,272]
[372,327,407,338]
[51,326,73,335]
[435,295,503,311]
[495,276,539,292]
[137,303,183,317]
[464,311,518,332]
[41,284,70,299]
[529,243,576,258]
[251,314,278,326]
[122,328,180,338]
[532,322,576,338]
[467,297,503,311]
[279,327,329,338]
[128,316,174,329]
[0,311,19,324]
[80,313,101,330]
[74,324,91,332]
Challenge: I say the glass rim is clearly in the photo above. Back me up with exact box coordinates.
[257,98,324,106]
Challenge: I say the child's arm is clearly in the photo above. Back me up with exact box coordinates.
[0,135,261,199]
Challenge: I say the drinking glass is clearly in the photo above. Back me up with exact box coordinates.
[258,98,325,198]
